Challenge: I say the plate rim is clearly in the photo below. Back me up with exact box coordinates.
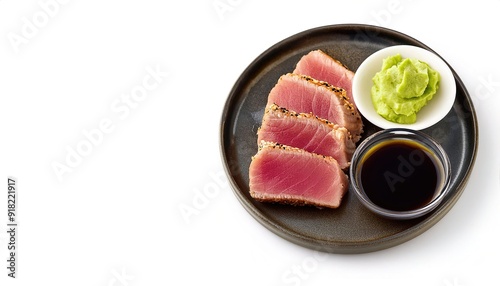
[219,23,479,254]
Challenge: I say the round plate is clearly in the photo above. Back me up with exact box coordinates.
[220,24,478,253]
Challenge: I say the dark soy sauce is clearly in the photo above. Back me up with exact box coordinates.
[359,139,442,212]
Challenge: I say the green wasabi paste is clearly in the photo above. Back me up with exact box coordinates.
[371,54,440,124]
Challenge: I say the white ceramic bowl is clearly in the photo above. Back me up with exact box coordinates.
[352,45,456,130]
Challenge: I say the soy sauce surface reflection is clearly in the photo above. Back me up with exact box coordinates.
[359,140,442,211]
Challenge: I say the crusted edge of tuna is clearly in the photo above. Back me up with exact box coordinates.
[254,140,338,163]
[249,192,346,209]
[262,103,354,141]
[304,49,354,74]
[285,73,358,117]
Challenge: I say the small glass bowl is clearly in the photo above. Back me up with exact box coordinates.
[349,128,451,220]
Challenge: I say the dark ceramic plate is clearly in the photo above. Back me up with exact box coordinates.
[220,24,478,253]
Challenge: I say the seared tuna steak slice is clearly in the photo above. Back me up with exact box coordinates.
[266,73,363,142]
[293,50,356,108]
[249,141,348,209]
[257,104,355,169]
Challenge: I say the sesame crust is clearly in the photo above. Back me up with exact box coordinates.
[288,73,357,116]
[254,140,338,163]
[263,103,354,141]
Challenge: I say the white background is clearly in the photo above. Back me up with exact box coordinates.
[1,0,499,285]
